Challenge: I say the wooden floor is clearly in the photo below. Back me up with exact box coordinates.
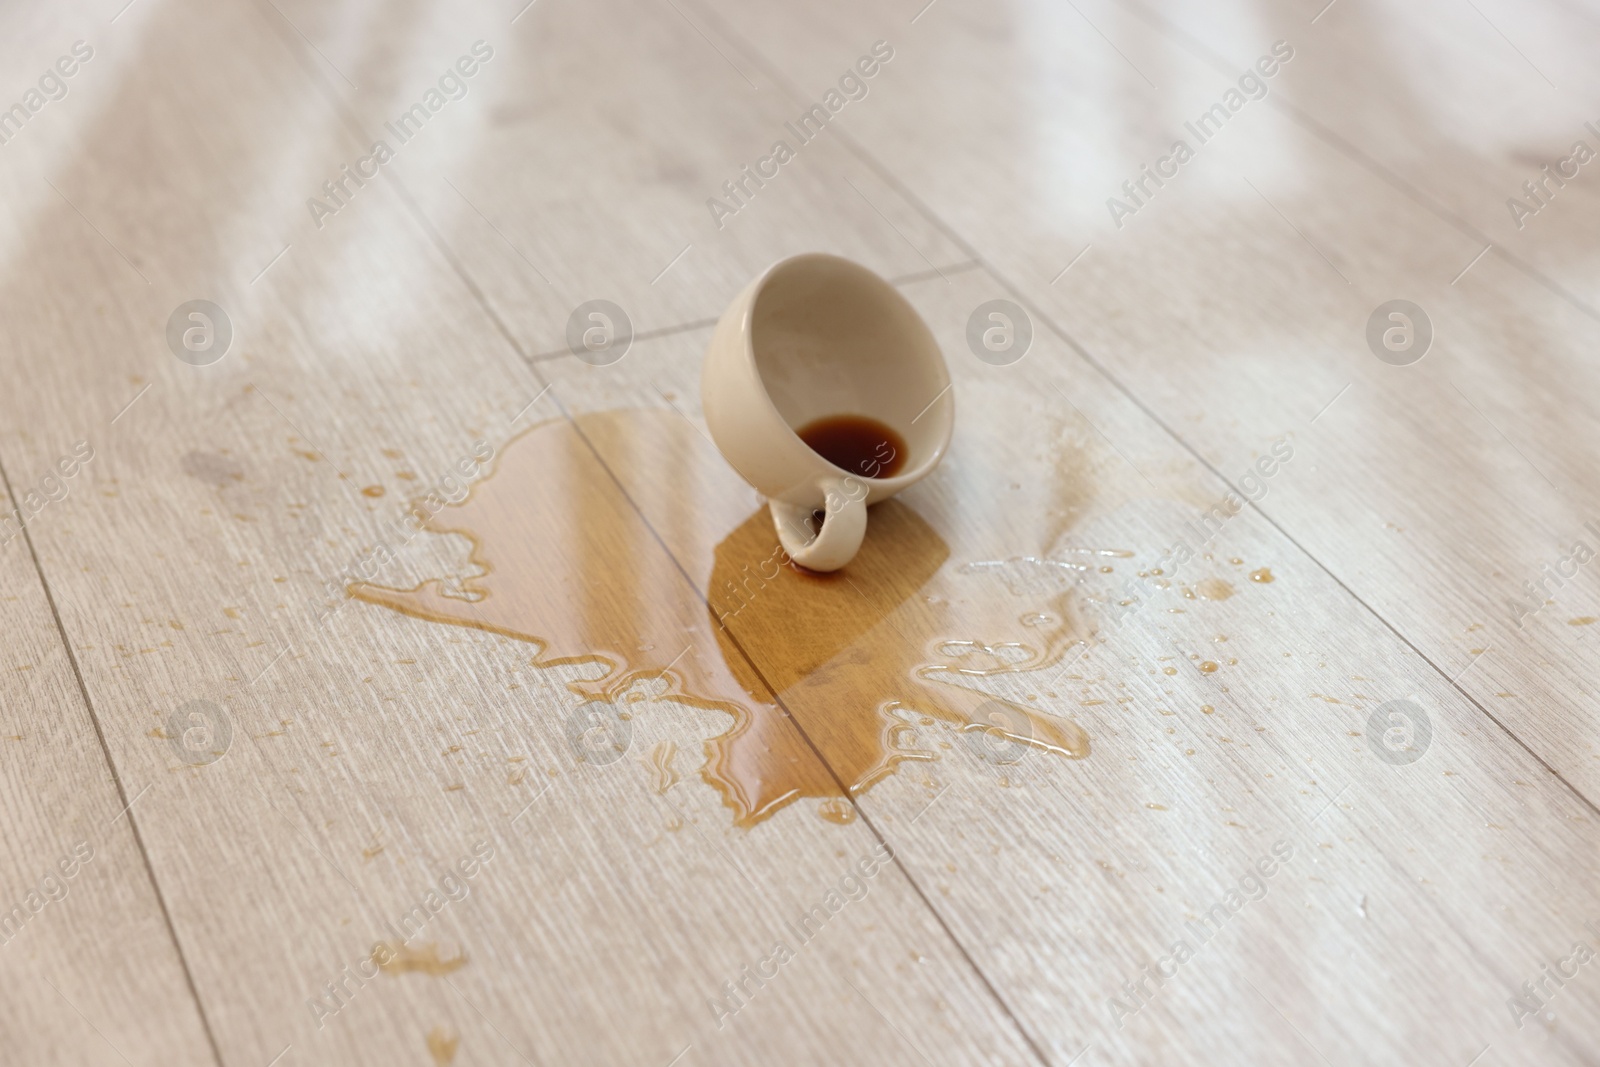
[3,0,1600,1063]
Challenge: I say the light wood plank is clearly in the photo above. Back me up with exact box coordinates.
[271,0,970,358]
[0,10,223,1067]
[635,3,1600,1060]
[0,0,1044,1063]
[1128,0,1600,305]
[687,0,1600,810]
[0,494,217,1065]
[533,257,1600,1067]
[1069,0,1600,800]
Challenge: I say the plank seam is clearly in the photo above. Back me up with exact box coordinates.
[253,7,1051,1062]
[0,451,228,1067]
[771,33,1600,830]
[541,367,1058,1067]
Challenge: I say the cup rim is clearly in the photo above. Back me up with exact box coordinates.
[740,252,954,491]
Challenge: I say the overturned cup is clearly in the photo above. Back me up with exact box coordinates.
[702,253,953,572]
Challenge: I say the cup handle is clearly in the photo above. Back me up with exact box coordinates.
[769,476,867,572]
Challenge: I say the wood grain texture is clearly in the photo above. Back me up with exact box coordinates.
[5,0,1600,1063]
[0,10,225,1067]
[688,0,1600,805]
[1137,0,1600,300]
[271,0,971,358]
[0,1,1038,1064]
[1084,0,1600,800]
[0,496,217,1065]
[538,266,1600,1066]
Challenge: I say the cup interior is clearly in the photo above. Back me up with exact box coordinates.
[750,255,950,481]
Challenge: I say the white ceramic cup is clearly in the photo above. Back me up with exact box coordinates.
[702,253,954,572]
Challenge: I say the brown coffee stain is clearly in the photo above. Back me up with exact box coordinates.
[1569,617,1596,626]
[1249,567,1274,583]
[374,942,467,976]
[352,413,1093,827]
[351,417,836,827]
[705,502,1091,796]
[1194,578,1234,600]
[426,1026,459,1065]
[817,797,857,824]
[644,740,681,794]
[1199,661,1219,674]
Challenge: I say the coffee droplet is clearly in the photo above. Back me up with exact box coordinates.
[1250,567,1275,583]
[427,1027,459,1065]
[818,797,857,824]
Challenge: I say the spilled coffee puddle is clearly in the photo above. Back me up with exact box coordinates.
[353,414,1096,827]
